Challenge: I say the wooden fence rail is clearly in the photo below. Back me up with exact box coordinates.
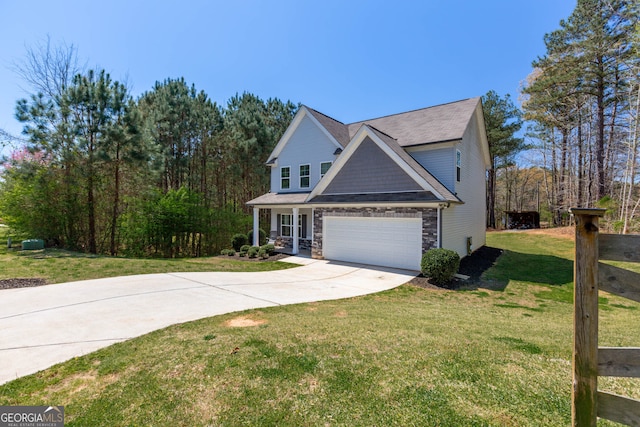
[571,208,640,427]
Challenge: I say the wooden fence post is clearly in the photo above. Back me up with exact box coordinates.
[571,208,605,427]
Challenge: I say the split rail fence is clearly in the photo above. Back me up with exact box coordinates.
[572,208,640,426]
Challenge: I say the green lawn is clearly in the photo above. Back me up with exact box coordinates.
[1,231,639,426]
[0,247,294,284]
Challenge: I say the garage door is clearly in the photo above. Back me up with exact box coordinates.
[323,216,422,270]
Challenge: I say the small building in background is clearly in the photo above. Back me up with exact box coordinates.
[505,211,540,229]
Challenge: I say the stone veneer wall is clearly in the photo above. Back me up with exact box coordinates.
[312,207,438,259]
[275,237,312,251]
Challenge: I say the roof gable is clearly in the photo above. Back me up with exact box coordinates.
[305,107,350,147]
[267,106,344,163]
[309,125,459,203]
[322,136,423,194]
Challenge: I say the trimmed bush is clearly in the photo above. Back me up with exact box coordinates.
[232,234,248,252]
[240,244,252,258]
[260,243,275,256]
[220,249,233,256]
[247,228,267,246]
[258,248,269,259]
[247,246,259,258]
[420,248,460,287]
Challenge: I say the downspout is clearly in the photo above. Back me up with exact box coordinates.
[437,203,449,249]
[437,206,442,248]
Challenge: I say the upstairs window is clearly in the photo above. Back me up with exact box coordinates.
[300,164,310,188]
[320,161,332,178]
[456,150,461,182]
[281,167,290,189]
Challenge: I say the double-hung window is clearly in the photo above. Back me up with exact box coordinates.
[281,214,305,238]
[456,150,462,182]
[281,167,290,189]
[281,214,293,237]
[320,161,332,179]
[300,164,310,188]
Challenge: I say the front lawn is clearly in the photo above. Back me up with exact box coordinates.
[0,247,294,284]
[1,230,639,426]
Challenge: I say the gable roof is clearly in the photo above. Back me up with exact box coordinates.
[347,97,480,147]
[308,124,460,204]
[268,98,482,165]
[267,106,344,163]
[305,107,350,148]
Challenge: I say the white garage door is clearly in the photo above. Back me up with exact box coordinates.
[323,216,422,270]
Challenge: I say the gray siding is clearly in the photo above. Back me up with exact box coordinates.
[271,115,337,193]
[322,137,422,194]
[442,109,487,258]
[409,146,456,192]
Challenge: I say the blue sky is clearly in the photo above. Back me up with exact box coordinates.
[1,0,575,153]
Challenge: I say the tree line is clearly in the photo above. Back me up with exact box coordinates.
[518,0,639,231]
[0,41,297,256]
[483,0,639,232]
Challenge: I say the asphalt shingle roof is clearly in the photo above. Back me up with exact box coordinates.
[347,97,480,147]
[305,107,351,148]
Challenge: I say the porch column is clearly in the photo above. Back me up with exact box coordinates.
[292,207,299,254]
[270,211,278,243]
[252,207,260,246]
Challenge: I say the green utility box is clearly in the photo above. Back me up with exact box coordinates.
[22,239,45,250]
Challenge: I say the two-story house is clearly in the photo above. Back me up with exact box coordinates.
[247,97,490,271]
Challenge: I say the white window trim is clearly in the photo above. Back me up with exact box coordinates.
[320,161,332,179]
[281,214,292,237]
[280,166,291,190]
[281,214,305,238]
[456,149,461,182]
[299,164,310,188]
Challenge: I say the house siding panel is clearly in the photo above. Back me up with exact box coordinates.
[409,147,455,192]
[323,137,422,194]
[271,115,337,193]
[442,110,487,258]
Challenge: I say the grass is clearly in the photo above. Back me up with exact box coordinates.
[0,247,294,283]
[1,230,639,426]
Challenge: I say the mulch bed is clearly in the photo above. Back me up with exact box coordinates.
[408,246,503,290]
[217,252,291,262]
[0,278,49,290]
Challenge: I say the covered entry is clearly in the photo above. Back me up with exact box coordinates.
[322,216,422,270]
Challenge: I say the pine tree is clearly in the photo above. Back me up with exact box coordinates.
[482,91,524,228]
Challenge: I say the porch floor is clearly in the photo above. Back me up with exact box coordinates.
[275,248,311,257]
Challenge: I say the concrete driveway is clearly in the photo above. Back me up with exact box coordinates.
[0,257,416,384]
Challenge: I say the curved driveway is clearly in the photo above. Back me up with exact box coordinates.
[0,256,416,384]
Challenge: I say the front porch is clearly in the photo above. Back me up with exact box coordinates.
[251,205,313,256]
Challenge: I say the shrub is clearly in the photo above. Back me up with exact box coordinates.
[258,248,269,259]
[260,243,275,255]
[240,244,252,253]
[247,228,267,246]
[232,234,248,252]
[220,249,234,256]
[420,248,460,287]
[247,246,259,258]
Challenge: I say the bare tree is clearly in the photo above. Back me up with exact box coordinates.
[11,35,85,99]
